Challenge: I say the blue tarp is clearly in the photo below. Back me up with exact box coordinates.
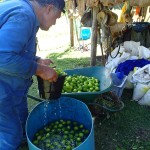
[115,59,150,76]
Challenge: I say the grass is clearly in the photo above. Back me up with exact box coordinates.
[21,49,150,150]
[94,89,150,150]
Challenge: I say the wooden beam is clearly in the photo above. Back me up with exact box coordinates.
[90,7,100,66]
[69,18,74,47]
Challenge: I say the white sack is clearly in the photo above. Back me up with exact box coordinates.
[138,46,150,59]
[138,89,150,106]
[132,64,150,83]
[124,71,134,89]
[132,83,150,101]
[124,41,140,55]
[120,52,130,60]
[105,52,130,72]
[128,56,138,60]
[107,46,125,63]
[105,57,122,72]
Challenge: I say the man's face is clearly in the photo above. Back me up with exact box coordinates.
[39,5,61,31]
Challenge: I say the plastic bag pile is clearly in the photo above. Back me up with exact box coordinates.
[105,41,150,106]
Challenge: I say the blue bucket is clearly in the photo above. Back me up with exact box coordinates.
[80,28,91,40]
[26,97,95,150]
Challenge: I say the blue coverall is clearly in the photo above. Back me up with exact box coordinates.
[0,0,40,149]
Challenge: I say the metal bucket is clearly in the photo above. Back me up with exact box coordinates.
[26,97,95,150]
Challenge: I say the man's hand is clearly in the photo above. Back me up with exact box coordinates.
[37,58,53,66]
[36,60,58,82]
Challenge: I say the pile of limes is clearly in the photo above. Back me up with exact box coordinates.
[62,74,100,93]
[32,119,90,150]
[54,68,67,76]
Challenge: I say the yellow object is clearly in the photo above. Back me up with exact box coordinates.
[119,2,128,22]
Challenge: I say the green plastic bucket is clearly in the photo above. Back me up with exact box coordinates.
[26,97,95,150]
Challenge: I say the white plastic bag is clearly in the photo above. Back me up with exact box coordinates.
[132,83,150,101]
[124,41,140,55]
[128,56,138,60]
[124,71,134,89]
[138,89,150,106]
[132,64,150,83]
[107,46,125,63]
[138,46,150,59]
[105,57,122,72]
[105,52,130,72]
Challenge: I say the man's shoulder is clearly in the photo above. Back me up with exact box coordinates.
[0,0,34,15]
[0,0,36,27]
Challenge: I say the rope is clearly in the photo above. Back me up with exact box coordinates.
[104,25,121,59]
[109,34,121,59]
[108,22,130,59]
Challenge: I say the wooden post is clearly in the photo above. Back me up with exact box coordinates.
[69,18,74,47]
[90,7,99,66]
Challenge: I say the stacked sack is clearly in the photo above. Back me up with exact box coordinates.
[105,41,150,106]
[132,65,150,106]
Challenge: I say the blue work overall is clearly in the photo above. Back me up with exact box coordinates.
[0,0,39,149]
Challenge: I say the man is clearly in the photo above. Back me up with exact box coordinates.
[0,0,65,149]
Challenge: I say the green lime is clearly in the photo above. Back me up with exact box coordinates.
[70,130,75,134]
[61,139,66,145]
[66,145,72,150]
[33,140,38,145]
[84,129,90,134]
[46,133,50,137]
[58,124,63,128]
[63,135,68,139]
[46,143,50,147]
[76,137,81,142]
[74,126,79,131]
[69,134,74,139]
[79,132,84,138]
[66,125,71,130]
[41,136,45,141]
[37,135,41,140]
[67,120,71,124]
[64,130,69,134]
[79,124,84,129]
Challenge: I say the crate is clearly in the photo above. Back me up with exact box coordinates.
[111,73,127,98]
